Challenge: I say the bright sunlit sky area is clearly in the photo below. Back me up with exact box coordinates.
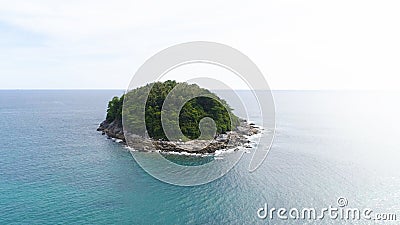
[0,0,400,90]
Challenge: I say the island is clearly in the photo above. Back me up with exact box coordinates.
[97,80,260,153]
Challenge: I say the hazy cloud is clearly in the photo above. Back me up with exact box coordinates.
[0,0,399,89]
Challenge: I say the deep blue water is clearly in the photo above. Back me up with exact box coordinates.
[0,90,399,224]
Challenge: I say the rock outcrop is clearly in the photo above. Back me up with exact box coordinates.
[97,119,125,141]
[98,80,261,153]
[97,118,261,154]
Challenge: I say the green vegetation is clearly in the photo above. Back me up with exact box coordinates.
[105,80,239,141]
[105,95,124,122]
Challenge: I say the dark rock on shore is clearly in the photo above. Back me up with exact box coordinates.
[97,118,261,154]
[97,119,125,141]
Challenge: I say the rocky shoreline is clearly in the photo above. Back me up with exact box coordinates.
[97,119,125,140]
[97,119,261,154]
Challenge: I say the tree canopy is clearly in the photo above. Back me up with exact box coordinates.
[105,95,124,122]
[105,80,239,141]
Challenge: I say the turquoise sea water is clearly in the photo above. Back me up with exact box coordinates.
[0,90,399,224]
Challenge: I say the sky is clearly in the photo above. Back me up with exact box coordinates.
[0,0,399,90]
